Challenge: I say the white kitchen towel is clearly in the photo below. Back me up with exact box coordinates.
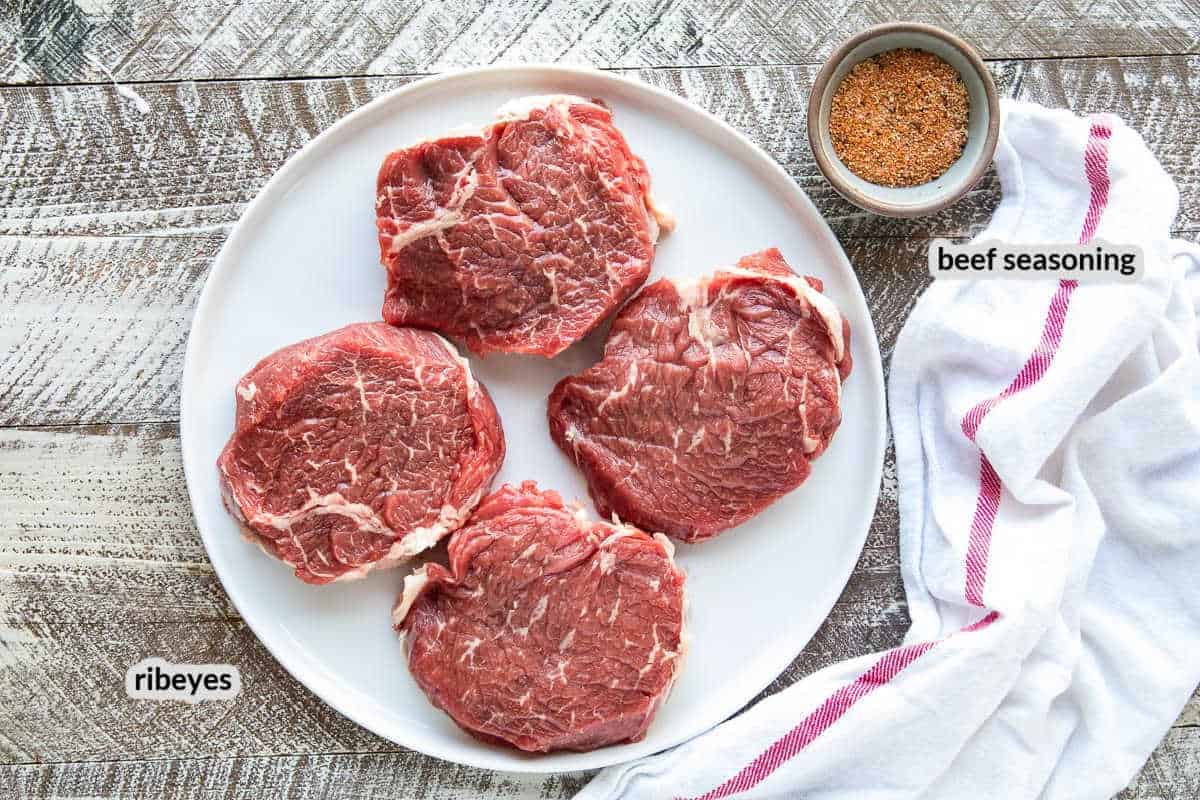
[577,101,1200,800]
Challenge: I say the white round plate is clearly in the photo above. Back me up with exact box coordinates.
[181,65,886,773]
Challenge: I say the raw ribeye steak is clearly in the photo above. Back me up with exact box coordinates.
[393,481,686,753]
[548,248,852,543]
[376,94,672,357]
[217,322,504,584]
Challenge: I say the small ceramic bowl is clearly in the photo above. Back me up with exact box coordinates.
[808,22,1000,218]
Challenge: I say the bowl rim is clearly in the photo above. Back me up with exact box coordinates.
[807,21,1000,218]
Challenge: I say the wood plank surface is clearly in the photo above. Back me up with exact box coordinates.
[4,3,1200,796]
[0,618,387,763]
[0,422,233,624]
[0,753,589,798]
[2,58,1198,246]
[1118,728,1200,800]
[0,729,1197,800]
[0,236,221,428]
[2,0,1197,85]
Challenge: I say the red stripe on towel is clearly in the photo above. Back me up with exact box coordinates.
[961,120,1112,606]
[679,613,1000,800]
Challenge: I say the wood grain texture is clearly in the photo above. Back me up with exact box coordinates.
[3,730,1197,800]
[0,236,220,427]
[1,730,1195,800]
[2,0,1198,85]
[0,422,234,624]
[2,58,1197,245]
[0,753,589,798]
[0,619,388,764]
[1117,727,1200,800]
[2,9,1198,793]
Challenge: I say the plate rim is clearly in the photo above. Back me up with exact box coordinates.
[180,63,887,773]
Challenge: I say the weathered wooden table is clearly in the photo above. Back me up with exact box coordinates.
[2,2,1197,797]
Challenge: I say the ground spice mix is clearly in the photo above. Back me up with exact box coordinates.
[829,48,969,187]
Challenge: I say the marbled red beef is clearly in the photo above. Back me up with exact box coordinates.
[217,323,504,583]
[393,481,686,752]
[548,248,852,542]
[376,95,672,357]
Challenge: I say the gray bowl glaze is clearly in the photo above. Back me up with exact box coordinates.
[808,23,1000,218]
